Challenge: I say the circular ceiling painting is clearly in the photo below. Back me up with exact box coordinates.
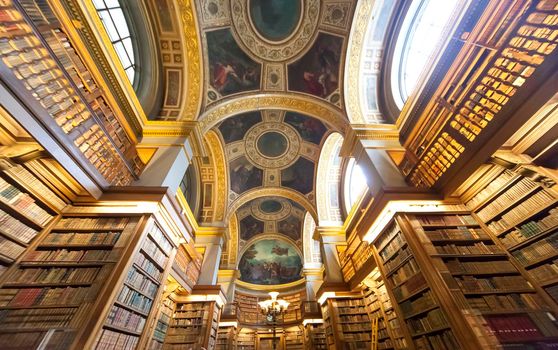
[238,239,303,285]
[249,0,302,42]
[257,131,288,157]
[260,199,283,213]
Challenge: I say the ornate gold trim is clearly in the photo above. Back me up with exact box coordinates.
[198,93,349,134]
[235,278,306,291]
[343,0,373,124]
[204,130,227,221]
[226,187,319,223]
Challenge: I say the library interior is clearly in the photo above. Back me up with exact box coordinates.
[0,0,557,349]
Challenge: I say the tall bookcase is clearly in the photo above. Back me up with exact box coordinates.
[362,269,407,350]
[216,324,237,350]
[304,322,327,350]
[321,293,373,350]
[93,219,175,350]
[284,325,305,349]
[0,213,143,349]
[148,291,175,349]
[463,167,558,307]
[164,298,221,349]
[0,158,63,275]
[236,327,256,350]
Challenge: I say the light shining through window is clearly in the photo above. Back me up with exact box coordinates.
[93,0,136,83]
[392,0,460,108]
[345,159,368,210]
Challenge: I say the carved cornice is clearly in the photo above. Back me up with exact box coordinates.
[198,93,349,134]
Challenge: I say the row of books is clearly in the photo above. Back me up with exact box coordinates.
[434,242,503,255]
[116,285,153,314]
[125,267,158,298]
[500,208,558,248]
[134,252,163,281]
[352,241,375,271]
[95,328,139,350]
[42,231,121,245]
[0,307,77,329]
[415,215,477,226]
[512,231,558,265]
[0,235,25,260]
[56,217,129,230]
[400,290,436,317]
[425,227,489,241]
[339,314,370,323]
[378,231,406,262]
[465,170,516,209]
[7,266,102,284]
[384,246,412,276]
[477,177,538,221]
[527,260,558,283]
[414,331,460,350]
[0,208,38,243]
[466,293,545,312]
[389,258,420,286]
[106,304,146,333]
[408,308,449,335]
[393,273,427,302]
[142,237,168,268]
[485,314,542,341]
[149,225,172,255]
[2,163,66,210]
[487,190,556,233]
[340,323,372,332]
[0,286,90,307]
[0,178,52,225]
[454,275,532,292]
[23,248,113,263]
[374,223,402,251]
[445,259,516,274]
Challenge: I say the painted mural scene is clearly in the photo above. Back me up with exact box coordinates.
[288,33,343,98]
[238,239,303,285]
[207,28,261,96]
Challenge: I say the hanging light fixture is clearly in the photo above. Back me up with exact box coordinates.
[258,291,289,350]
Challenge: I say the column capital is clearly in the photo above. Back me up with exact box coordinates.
[195,226,226,245]
[303,264,325,280]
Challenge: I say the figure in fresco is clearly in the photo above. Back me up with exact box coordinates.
[230,157,263,194]
[284,113,327,145]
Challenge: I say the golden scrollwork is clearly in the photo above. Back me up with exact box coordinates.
[198,93,349,134]
[176,0,203,121]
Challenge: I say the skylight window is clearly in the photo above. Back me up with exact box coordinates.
[93,0,136,83]
[392,0,461,108]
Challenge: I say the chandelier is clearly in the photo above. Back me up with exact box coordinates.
[258,292,289,350]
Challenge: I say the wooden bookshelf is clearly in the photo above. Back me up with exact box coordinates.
[321,294,373,350]
[404,212,558,348]
[463,166,558,310]
[305,322,327,350]
[165,298,221,349]
[148,293,174,350]
[284,325,305,349]
[236,328,256,350]
[94,220,174,350]
[216,324,236,350]
[0,214,142,349]
[362,269,407,350]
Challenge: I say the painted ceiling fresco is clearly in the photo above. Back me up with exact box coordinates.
[236,196,306,242]
[238,239,303,285]
[193,0,358,288]
[215,110,329,199]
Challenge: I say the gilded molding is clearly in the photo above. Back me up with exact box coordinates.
[230,0,320,62]
[226,187,318,223]
[199,93,349,134]
[343,0,373,124]
[176,0,203,121]
[204,130,227,221]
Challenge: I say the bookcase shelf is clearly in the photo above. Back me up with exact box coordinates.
[94,220,173,350]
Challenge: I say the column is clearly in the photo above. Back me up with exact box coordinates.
[315,226,345,284]
[195,227,226,285]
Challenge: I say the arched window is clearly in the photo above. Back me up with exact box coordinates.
[391,0,461,108]
[93,0,136,83]
[344,158,368,211]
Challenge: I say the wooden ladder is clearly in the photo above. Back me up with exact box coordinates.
[371,317,379,350]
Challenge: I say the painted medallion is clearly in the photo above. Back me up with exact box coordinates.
[249,0,302,42]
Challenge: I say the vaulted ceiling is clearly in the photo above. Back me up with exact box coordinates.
[192,0,357,289]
